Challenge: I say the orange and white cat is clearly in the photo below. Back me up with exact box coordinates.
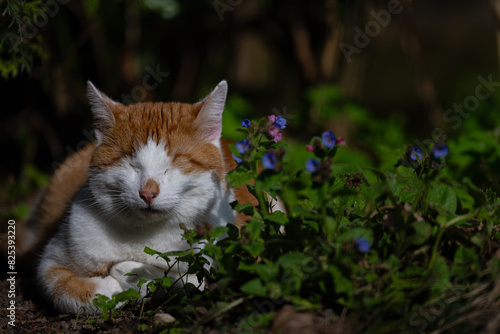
[30,80,253,313]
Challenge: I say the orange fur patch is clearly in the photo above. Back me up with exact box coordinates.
[220,138,258,226]
[90,101,227,180]
[45,265,98,303]
[142,178,160,195]
[11,143,95,263]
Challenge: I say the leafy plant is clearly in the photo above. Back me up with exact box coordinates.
[97,112,500,333]
[92,289,141,322]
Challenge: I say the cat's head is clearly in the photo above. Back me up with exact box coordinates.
[85,81,232,227]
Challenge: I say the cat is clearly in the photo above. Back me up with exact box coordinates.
[25,80,255,314]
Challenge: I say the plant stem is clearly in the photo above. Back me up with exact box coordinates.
[428,227,445,271]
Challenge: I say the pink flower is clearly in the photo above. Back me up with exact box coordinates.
[337,137,346,146]
[268,125,282,142]
[268,125,280,137]
[306,145,314,152]
[268,115,276,123]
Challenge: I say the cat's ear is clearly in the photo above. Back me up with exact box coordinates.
[194,80,227,146]
[87,81,119,144]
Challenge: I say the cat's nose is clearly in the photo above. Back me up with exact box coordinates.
[139,178,160,206]
[139,190,158,206]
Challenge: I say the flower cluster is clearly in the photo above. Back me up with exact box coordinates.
[195,222,213,237]
[232,115,287,170]
[344,173,363,189]
[267,115,286,143]
[410,143,449,162]
[304,130,346,183]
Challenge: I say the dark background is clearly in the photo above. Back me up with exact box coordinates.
[1,0,499,216]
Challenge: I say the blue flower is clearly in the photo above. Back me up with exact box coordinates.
[262,152,277,169]
[236,139,250,154]
[232,153,243,164]
[432,143,449,159]
[241,119,251,128]
[410,147,423,161]
[306,158,320,173]
[355,237,370,253]
[274,115,287,129]
[322,131,336,149]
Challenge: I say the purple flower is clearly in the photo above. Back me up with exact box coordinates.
[268,115,276,123]
[274,115,287,129]
[232,153,243,164]
[305,145,314,152]
[432,143,449,159]
[236,139,250,154]
[336,137,346,146]
[410,147,423,161]
[273,132,282,142]
[355,237,370,253]
[262,152,277,169]
[306,159,320,173]
[322,131,336,149]
[268,125,283,142]
[241,119,251,128]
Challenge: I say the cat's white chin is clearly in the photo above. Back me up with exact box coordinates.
[139,207,164,217]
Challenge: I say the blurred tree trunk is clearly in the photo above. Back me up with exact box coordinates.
[491,0,500,74]
[397,0,442,129]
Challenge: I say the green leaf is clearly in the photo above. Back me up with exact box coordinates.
[428,182,457,213]
[255,264,280,281]
[227,166,254,187]
[429,256,450,294]
[265,211,288,225]
[143,246,161,256]
[212,226,228,239]
[407,221,432,245]
[113,288,141,303]
[277,252,312,269]
[256,169,283,198]
[454,186,475,211]
[242,242,265,256]
[227,223,240,240]
[240,278,268,296]
[329,266,354,296]
[238,312,273,332]
[238,262,279,281]
[244,220,264,237]
[232,202,255,215]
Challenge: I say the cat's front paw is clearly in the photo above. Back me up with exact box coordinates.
[109,261,166,296]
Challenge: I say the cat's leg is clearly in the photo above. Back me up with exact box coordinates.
[39,260,124,314]
[109,261,203,294]
[109,261,168,296]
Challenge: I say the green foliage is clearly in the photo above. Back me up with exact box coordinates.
[0,0,49,78]
[99,113,499,332]
[92,288,141,321]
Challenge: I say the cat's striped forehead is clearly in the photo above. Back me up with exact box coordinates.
[90,101,223,177]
